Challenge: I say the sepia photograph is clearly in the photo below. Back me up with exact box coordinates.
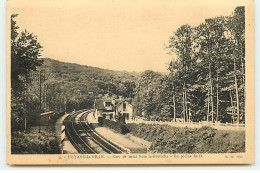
[6,0,254,165]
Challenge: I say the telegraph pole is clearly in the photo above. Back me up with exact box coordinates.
[24,81,28,132]
[52,85,54,110]
[39,70,42,133]
[29,69,46,133]
[44,84,48,112]
[64,95,67,113]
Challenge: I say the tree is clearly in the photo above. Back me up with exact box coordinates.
[223,7,245,124]
[11,14,43,94]
[11,14,43,131]
[167,25,195,122]
[165,6,245,124]
[194,16,232,122]
[132,70,173,120]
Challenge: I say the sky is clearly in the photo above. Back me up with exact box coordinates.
[8,0,242,72]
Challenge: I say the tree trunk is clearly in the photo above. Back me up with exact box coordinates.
[241,58,245,86]
[234,56,240,124]
[182,91,186,122]
[209,63,214,122]
[238,39,245,86]
[207,90,210,122]
[173,94,176,122]
[188,107,191,122]
[185,88,188,122]
[238,39,245,123]
[230,90,235,123]
[216,70,219,122]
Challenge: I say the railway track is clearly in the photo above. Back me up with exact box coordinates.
[64,110,96,154]
[79,112,124,154]
[63,110,125,154]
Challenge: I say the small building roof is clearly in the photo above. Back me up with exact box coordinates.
[40,111,54,116]
[94,98,132,110]
[95,99,111,110]
[115,100,133,107]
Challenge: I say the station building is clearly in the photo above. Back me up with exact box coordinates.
[94,98,133,121]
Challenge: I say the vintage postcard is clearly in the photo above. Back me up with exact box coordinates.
[6,0,254,165]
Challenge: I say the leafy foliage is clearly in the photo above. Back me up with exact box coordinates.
[32,58,139,114]
[132,70,173,120]
[101,119,130,134]
[132,7,245,123]
[126,123,245,153]
[11,14,43,132]
[11,129,60,154]
[164,7,245,123]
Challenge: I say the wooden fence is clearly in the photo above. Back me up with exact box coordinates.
[126,118,245,131]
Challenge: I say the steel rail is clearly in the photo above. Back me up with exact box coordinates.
[79,113,114,154]
[71,111,97,154]
[64,110,96,154]
[79,112,125,154]
[65,113,85,153]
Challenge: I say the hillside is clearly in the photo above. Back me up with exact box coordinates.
[32,58,139,113]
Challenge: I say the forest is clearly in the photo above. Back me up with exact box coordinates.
[11,6,245,133]
[11,57,138,131]
[133,6,245,124]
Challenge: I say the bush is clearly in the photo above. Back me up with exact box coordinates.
[101,120,245,153]
[126,124,245,153]
[11,130,61,154]
[101,119,130,134]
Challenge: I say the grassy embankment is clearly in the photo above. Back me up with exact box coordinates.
[11,113,64,154]
[102,119,245,153]
[11,126,61,154]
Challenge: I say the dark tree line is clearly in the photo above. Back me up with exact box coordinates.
[133,7,245,124]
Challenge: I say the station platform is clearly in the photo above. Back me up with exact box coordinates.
[86,113,149,153]
[55,113,78,154]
